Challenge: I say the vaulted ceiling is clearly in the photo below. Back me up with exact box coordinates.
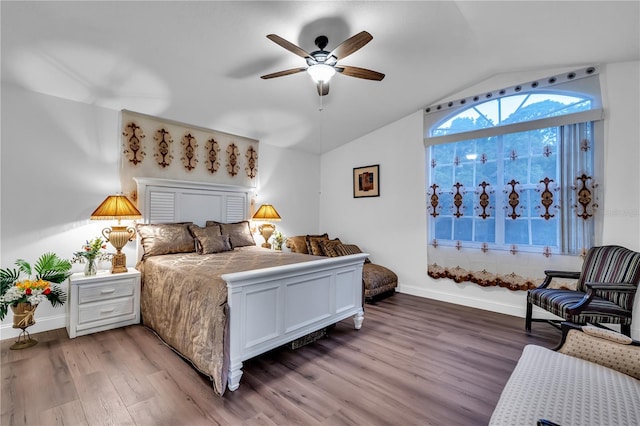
[2,1,638,154]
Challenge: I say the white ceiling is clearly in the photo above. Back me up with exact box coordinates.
[2,1,639,154]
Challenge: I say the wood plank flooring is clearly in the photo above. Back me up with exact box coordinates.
[1,293,559,426]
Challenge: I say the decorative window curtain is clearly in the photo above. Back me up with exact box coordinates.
[561,122,597,255]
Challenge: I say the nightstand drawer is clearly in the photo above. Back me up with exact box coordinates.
[78,297,135,325]
[78,278,135,304]
[67,270,141,338]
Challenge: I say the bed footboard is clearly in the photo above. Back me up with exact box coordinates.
[222,253,367,391]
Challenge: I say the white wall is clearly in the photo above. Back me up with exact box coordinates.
[320,61,640,338]
[320,110,428,288]
[0,84,321,338]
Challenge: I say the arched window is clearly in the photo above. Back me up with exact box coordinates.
[425,67,602,255]
[433,93,592,136]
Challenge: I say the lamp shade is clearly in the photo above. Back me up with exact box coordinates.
[90,194,142,220]
[252,204,281,221]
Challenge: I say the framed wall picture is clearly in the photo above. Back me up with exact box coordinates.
[353,164,380,198]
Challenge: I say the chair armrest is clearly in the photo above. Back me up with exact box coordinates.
[585,283,637,292]
[568,283,637,314]
[544,270,581,279]
[536,270,581,289]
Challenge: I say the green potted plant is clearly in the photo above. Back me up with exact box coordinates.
[0,252,72,326]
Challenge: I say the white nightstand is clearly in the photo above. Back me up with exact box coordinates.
[66,269,141,338]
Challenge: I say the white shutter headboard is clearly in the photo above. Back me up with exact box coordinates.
[134,177,254,226]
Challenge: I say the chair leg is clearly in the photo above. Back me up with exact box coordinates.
[525,300,533,332]
[621,324,631,337]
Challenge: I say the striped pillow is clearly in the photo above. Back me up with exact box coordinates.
[334,243,371,263]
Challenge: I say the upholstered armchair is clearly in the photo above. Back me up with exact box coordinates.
[526,245,640,337]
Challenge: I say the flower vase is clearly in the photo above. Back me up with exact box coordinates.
[10,302,38,350]
[84,258,97,276]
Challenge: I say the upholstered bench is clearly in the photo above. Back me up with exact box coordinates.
[286,234,398,302]
[490,323,640,426]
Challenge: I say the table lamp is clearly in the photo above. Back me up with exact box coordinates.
[252,204,281,249]
[90,194,143,273]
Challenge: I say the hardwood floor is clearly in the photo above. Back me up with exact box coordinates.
[1,293,559,426]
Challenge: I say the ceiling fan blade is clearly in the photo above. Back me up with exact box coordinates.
[337,66,385,81]
[266,34,311,59]
[260,67,307,79]
[329,31,373,60]
[316,82,330,96]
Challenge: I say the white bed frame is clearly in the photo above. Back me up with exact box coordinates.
[134,177,366,391]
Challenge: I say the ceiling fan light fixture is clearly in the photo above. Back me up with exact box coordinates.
[307,64,336,83]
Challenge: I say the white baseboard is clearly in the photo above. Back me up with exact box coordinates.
[397,283,530,317]
[397,284,639,339]
[0,313,66,341]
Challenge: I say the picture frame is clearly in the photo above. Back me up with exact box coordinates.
[353,164,380,198]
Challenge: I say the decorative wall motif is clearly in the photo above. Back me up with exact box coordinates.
[452,182,464,218]
[476,181,492,219]
[154,128,174,168]
[427,183,441,218]
[581,138,591,152]
[205,138,220,174]
[245,146,258,179]
[119,110,259,198]
[504,179,522,220]
[573,173,598,219]
[181,133,198,171]
[226,143,240,176]
[123,121,146,165]
[537,177,558,220]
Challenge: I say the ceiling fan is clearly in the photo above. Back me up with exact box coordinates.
[260,31,385,96]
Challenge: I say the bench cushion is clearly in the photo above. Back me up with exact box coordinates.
[489,345,640,426]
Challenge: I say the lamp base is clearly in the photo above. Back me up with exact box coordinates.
[111,252,128,274]
[258,223,275,250]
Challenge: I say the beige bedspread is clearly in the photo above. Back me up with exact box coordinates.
[137,246,320,395]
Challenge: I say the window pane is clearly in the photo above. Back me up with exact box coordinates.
[505,219,529,244]
[434,217,453,239]
[475,218,495,242]
[477,161,497,183]
[433,166,454,188]
[504,158,529,183]
[432,144,455,163]
[454,218,473,240]
[531,218,558,246]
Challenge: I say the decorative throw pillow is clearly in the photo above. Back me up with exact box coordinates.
[319,238,343,257]
[200,234,231,254]
[334,243,371,263]
[188,225,230,254]
[216,221,256,248]
[286,236,309,254]
[136,222,195,258]
[305,233,329,255]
